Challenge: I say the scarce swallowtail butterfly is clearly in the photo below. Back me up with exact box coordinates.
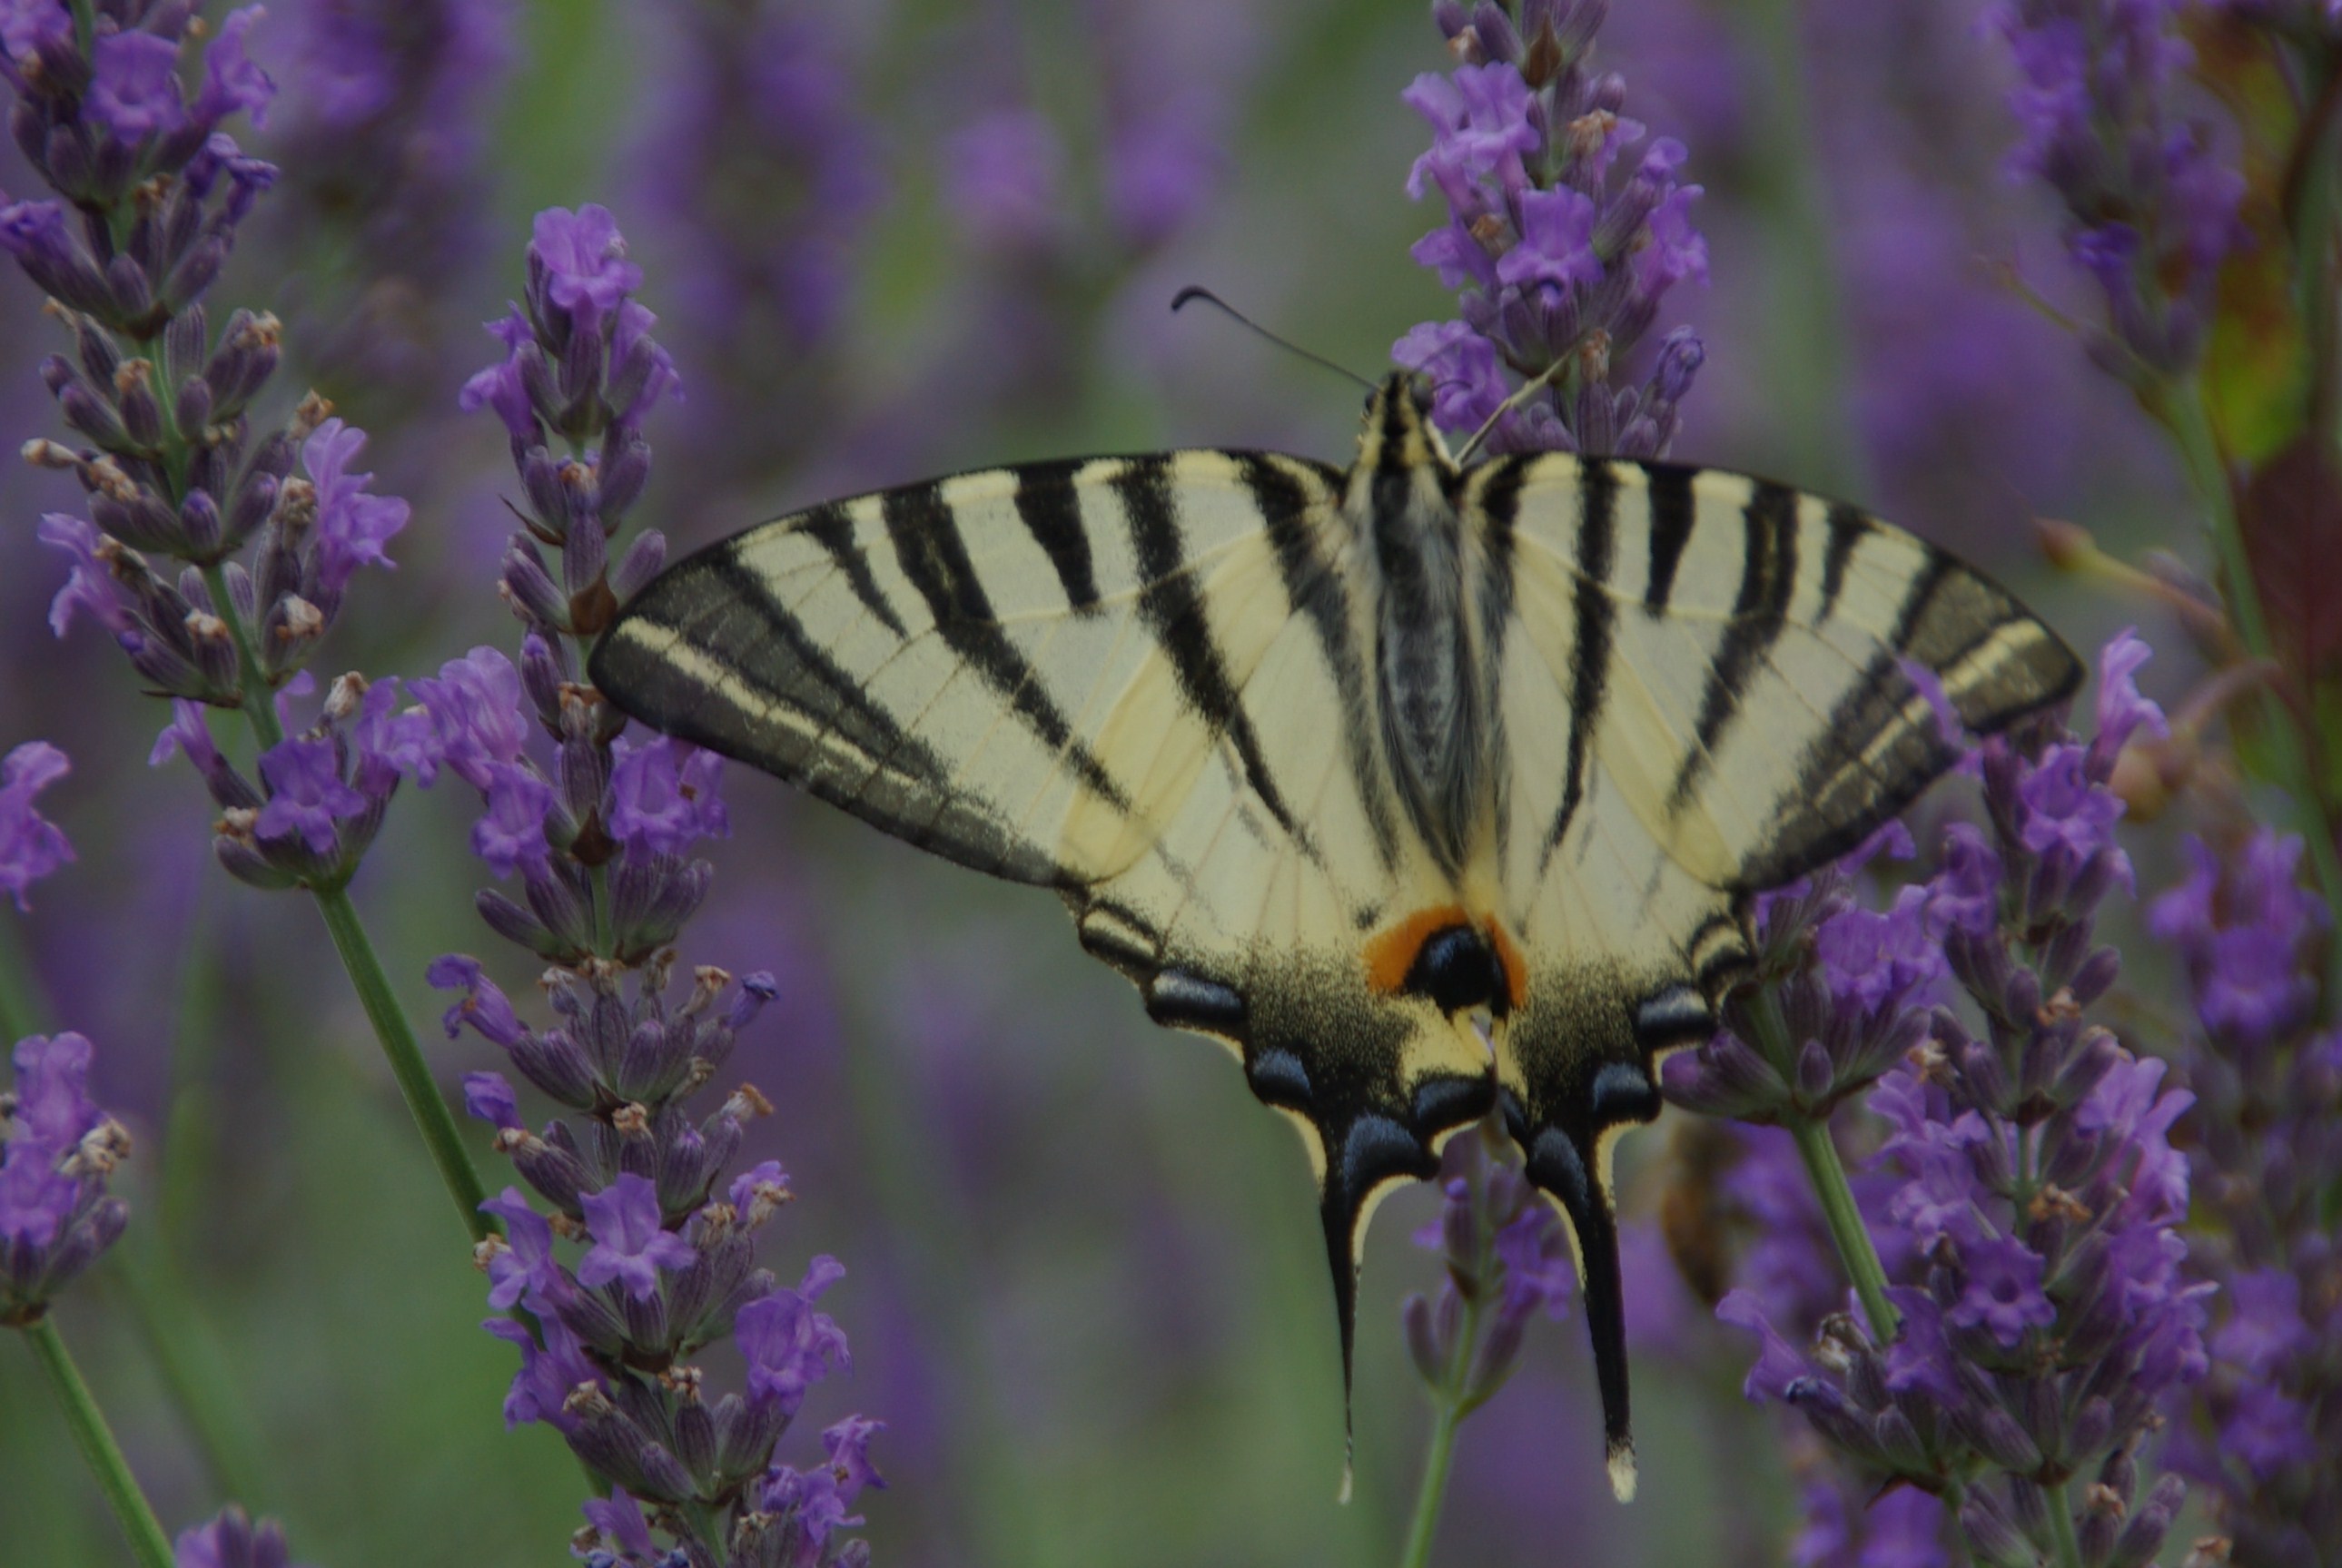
[588,376,2080,1501]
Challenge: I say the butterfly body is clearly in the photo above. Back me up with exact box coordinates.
[589,377,2080,1499]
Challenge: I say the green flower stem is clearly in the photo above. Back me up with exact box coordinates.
[2045,1479,2085,1568]
[1738,985,1901,1342]
[2168,382,2342,979]
[192,565,494,1245]
[1397,1287,1487,1568]
[311,883,496,1243]
[111,1240,277,1511]
[1784,1111,1900,1344]
[199,563,284,753]
[21,1317,176,1568]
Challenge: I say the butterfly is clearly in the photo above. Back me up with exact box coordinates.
[587,376,2080,1500]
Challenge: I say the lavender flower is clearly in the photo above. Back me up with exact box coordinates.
[449,207,881,1565]
[2152,824,2342,1561]
[1990,0,2244,376]
[1691,634,2203,1565]
[2,1031,131,1318]
[173,1505,305,1568]
[1393,0,1708,456]
[1395,1115,1579,1517]
[151,674,406,892]
[263,0,516,403]
[0,739,72,908]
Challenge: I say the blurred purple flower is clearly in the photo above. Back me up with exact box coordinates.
[36,514,137,637]
[944,109,1068,255]
[579,1491,657,1562]
[577,1171,695,1301]
[405,646,529,791]
[461,1071,523,1134]
[531,203,640,336]
[428,954,526,1048]
[301,419,409,596]
[737,1256,851,1416]
[1991,0,2244,374]
[0,740,73,909]
[86,30,189,141]
[2,1031,131,1311]
[253,736,367,854]
[607,736,728,860]
[2149,829,2327,1050]
[469,763,555,879]
[195,8,275,129]
[172,1506,301,1568]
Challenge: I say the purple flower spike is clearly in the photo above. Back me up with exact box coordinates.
[1397,5,1708,456]
[479,1187,568,1313]
[461,1071,523,1132]
[426,954,526,1048]
[0,741,74,910]
[1947,1233,2057,1347]
[253,735,366,854]
[470,763,556,879]
[86,29,188,143]
[608,736,729,859]
[301,419,409,596]
[171,1505,296,1568]
[577,1172,696,1301]
[407,646,531,792]
[579,1490,657,1561]
[193,8,275,131]
[530,204,641,335]
[736,1257,852,1416]
[37,514,137,637]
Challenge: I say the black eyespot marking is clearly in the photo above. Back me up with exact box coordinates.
[1246,1045,1312,1109]
[1588,1062,1660,1128]
[1146,970,1248,1039]
[1411,1075,1492,1130]
[1402,923,1512,1018]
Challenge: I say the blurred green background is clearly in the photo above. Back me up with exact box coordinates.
[0,0,2196,1563]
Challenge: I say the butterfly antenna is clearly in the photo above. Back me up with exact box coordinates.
[1171,287,1377,395]
[1455,355,1571,465]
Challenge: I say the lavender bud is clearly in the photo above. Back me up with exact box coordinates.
[501,538,568,630]
[2110,1475,2187,1568]
[563,509,608,600]
[179,488,223,557]
[1469,1,1523,63]
[524,863,596,954]
[114,360,163,449]
[609,528,667,602]
[1960,1486,2035,1567]
[104,253,153,324]
[164,307,206,390]
[160,235,226,313]
[1794,1038,1834,1106]
[597,434,651,524]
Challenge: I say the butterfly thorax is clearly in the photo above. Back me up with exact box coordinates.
[1349,377,1492,880]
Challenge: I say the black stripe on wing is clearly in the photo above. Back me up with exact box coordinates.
[1115,454,1319,859]
[800,501,909,638]
[1243,454,1401,871]
[1640,466,1695,616]
[1665,480,1799,818]
[1541,458,1619,863]
[881,481,1138,816]
[1012,459,1105,614]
